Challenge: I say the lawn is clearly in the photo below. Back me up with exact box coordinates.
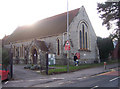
[48,60,118,75]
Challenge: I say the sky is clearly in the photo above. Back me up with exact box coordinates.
[0,0,112,39]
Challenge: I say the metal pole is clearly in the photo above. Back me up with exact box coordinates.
[46,52,48,75]
[67,0,69,73]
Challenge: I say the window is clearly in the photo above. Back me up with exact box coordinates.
[79,21,89,50]
[16,47,19,57]
[24,47,27,58]
[57,39,60,55]
[85,32,88,49]
[22,45,24,57]
[20,46,22,57]
[82,24,85,49]
[79,30,82,49]
[13,45,15,57]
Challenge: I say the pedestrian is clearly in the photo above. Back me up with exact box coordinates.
[74,55,78,66]
[76,59,79,66]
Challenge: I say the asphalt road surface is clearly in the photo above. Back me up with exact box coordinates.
[60,68,119,88]
[2,64,119,88]
[31,67,120,88]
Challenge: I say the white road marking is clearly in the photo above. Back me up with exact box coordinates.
[109,76,120,82]
[78,77,83,79]
[91,85,99,89]
[11,78,48,83]
[77,76,87,80]
[4,81,8,84]
[28,80,36,81]
[51,77,64,80]
[45,86,50,87]
[58,82,64,85]
[11,80,24,83]
[59,80,74,85]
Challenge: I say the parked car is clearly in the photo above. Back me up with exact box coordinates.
[0,64,10,81]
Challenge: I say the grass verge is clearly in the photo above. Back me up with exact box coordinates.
[48,60,118,75]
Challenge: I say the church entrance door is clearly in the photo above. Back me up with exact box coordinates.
[32,48,38,64]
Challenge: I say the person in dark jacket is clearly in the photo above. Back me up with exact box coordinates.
[74,55,78,66]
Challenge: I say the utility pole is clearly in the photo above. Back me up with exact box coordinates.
[67,0,69,73]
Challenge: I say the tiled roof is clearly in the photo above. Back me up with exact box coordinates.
[5,8,80,44]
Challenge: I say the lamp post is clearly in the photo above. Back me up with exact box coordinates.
[67,0,69,73]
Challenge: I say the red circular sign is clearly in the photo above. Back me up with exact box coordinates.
[76,53,80,59]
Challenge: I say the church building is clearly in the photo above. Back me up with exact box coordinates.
[4,6,99,66]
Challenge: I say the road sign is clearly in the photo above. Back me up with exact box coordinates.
[65,40,71,50]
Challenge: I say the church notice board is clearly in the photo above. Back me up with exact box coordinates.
[65,40,71,50]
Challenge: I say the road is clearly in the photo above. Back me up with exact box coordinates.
[60,68,120,88]
[2,63,119,88]
[31,67,120,88]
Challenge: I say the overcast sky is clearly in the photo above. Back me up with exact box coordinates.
[0,0,112,39]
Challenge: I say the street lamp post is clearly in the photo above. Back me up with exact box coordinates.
[67,0,69,73]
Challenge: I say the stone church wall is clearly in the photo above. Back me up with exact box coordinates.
[4,6,99,65]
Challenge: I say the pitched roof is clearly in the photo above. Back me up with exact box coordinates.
[2,35,9,40]
[35,40,48,52]
[5,8,80,44]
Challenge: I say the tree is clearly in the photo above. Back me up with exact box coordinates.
[97,2,119,37]
[97,37,114,62]
[97,1,120,59]
[2,48,10,69]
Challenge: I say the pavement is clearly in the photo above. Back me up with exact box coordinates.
[2,63,119,87]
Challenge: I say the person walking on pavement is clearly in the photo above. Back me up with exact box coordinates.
[74,55,78,66]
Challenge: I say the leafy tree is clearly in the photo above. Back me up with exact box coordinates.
[97,37,114,62]
[2,48,10,69]
[97,1,120,38]
[97,1,120,59]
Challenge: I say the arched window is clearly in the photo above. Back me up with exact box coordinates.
[20,46,22,57]
[79,30,82,49]
[13,45,15,57]
[85,32,88,49]
[78,21,89,50]
[16,47,19,57]
[82,24,85,49]
[57,39,60,55]
[22,44,24,57]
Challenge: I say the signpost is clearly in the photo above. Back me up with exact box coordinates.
[65,40,71,51]
[66,0,69,73]
[46,53,48,75]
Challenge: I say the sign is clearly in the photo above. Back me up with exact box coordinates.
[48,54,55,65]
[75,52,80,59]
[65,40,71,50]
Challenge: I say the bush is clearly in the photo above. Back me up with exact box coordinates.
[2,48,10,68]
